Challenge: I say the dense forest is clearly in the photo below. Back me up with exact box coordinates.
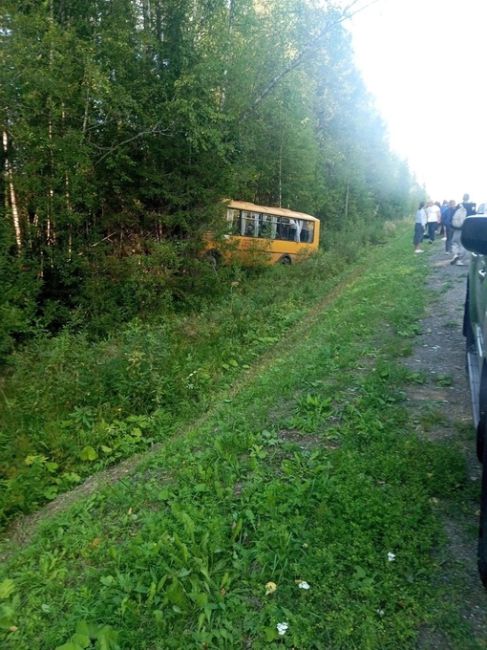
[1,0,419,358]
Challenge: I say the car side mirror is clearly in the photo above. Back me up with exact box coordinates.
[462,216,487,255]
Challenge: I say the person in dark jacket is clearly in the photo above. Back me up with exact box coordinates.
[439,200,449,237]
[462,193,477,217]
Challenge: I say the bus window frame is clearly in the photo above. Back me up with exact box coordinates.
[227,209,315,244]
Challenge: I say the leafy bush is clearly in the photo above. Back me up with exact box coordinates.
[0,246,38,363]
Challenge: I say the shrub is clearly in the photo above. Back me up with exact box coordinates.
[0,250,38,364]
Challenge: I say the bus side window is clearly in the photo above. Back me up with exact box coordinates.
[289,219,298,242]
[309,223,315,242]
[241,211,253,236]
[241,211,260,237]
[276,217,282,239]
[301,222,314,243]
[259,213,277,239]
[228,209,241,235]
[276,216,289,241]
[252,212,260,237]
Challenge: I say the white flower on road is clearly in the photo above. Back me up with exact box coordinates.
[387,552,396,562]
[277,622,289,636]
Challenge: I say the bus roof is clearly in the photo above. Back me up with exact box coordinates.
[227,200,319,223]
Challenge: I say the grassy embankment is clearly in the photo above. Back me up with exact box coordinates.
[0,225,474,648]
[0,220,390,525]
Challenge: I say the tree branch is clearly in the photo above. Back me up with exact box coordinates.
[95,123,170,164]
[240,0,376,120]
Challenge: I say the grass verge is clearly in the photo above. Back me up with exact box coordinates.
[0,219,394,525]
[0,228,471,648]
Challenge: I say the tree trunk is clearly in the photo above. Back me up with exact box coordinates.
[46,0,56,258]
[2,131,22,253]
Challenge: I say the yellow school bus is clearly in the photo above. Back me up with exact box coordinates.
[206,200,320,265]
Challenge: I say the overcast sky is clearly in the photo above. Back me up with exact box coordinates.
[348,0,487,204]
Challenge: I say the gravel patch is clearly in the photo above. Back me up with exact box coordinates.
[404,240,487,648]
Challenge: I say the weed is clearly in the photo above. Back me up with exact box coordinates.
[443,320,459,330]
[441,281,454,293]
[420,408,450,431]
[435,374,454,387]
[403,370,428,385]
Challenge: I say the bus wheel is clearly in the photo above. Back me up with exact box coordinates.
[278,256,291,265]
[479,421,487,587]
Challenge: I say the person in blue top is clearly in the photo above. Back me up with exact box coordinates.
[442,199,457,254]
[440,200,449,238]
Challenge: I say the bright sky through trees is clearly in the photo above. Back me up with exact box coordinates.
[349,0,487,204]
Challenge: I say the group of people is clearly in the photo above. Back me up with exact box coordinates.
[413,194,477,265]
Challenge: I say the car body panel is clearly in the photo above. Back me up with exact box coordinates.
[462,218,487,427]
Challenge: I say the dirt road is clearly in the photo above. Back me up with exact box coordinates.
[405,240,487,648]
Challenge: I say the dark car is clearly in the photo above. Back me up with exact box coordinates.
[462,211,487,585]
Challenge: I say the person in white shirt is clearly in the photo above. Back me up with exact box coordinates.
[425,200,441,242]
[413,201,427,253]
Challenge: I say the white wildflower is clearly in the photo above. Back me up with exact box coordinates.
[297,580,311,590]
[387,552,396,562]
[276,622,289,636]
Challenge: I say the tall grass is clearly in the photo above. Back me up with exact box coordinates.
[2,220,469,650]
[0,217,397,524]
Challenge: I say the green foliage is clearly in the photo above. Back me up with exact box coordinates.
[0,2,447,645]
[1,0,417,341]
[0,220,396,524]
[0,217,39,362]
[56,622,119,650]
[0,228,471,649]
